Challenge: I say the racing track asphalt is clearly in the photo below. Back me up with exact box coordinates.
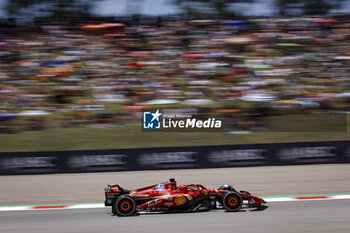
[1,164,350,205]
[0,199,349,233]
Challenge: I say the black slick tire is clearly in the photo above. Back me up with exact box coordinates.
[222,192,243,212]
[112,195,137,216]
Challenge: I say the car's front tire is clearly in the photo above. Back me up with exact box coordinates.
[222,192,243,212]
[112,195,137,216]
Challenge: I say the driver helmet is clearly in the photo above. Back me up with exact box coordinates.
[169,178,177,189]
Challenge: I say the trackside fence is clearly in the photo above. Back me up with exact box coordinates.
[0,141,349,175]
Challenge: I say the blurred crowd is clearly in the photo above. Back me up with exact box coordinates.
[0,16,350,132]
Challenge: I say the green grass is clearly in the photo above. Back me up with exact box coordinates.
[0,123,349,152]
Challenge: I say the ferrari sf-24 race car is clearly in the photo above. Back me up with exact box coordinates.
[105,178,266,216]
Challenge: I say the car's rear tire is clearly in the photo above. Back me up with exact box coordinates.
[222,192,243,212]
[112,195,137,216]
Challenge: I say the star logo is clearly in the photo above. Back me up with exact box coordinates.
[151,109,161,122]
[143,109,162,129]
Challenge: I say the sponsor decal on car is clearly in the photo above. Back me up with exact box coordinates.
[156,184,165,191]
[164,202,174,207]
[132,195,150,198]
[175,196,186,205]
[148,199,162,207]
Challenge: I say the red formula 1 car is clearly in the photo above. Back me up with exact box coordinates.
[104,178,266,216]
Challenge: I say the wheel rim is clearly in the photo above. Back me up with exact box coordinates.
[226,195,239,208]
[119,200,132,213]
